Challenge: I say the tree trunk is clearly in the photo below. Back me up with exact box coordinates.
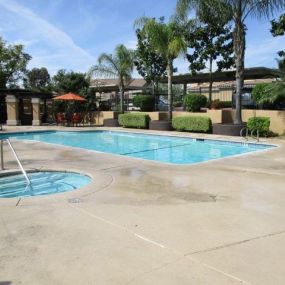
[209,57,213,106]
[152,81,156,111]
[233,1,245,125]
[167,60,173,120]
[119,85,124,113]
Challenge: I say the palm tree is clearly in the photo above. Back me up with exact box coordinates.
[89,44,134,112]
[176,0,285,124]
[134,17,187,119]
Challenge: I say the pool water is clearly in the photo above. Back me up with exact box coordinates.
[0,171,91,198]
[0,130,274,165]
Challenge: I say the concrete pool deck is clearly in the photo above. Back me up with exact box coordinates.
[0,126,285,284]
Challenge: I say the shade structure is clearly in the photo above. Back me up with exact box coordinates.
[53,93,86,101]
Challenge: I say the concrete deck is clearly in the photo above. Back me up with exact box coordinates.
[0,126,285,285]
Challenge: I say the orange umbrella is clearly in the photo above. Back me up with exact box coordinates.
[53,92,86,101]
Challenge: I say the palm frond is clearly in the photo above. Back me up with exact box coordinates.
[88,64,117,79]
[98,53,119,73]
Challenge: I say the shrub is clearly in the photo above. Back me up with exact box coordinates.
[252,83,270,105]
[172,116,212,133]
[220,101,232,108]
[133,95,155,111]
[210,99,222,109]
[184,94,207,112]
[247,116,270,137]
[118,113,150,129]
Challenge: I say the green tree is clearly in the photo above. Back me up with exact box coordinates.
[0,37,31,88]
[134,28,167,100]
[176,0,285,124]
[24,67,51,91]
[52,69,89,96]
[88,44,134,113]
[271,13,285,60]
[185,5,234,104]
[134,17,187,119]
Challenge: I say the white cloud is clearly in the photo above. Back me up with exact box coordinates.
[0,0,97,74]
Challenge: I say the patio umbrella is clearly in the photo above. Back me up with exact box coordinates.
[53,92,87,101]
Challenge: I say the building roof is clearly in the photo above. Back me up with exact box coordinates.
[160,67,280,85]
[90,78,147,92]
[0,88,53,99]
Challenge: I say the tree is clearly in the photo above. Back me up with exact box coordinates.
[176,0,285,124]
[24,67,50,91]
[0,37,31,88]
[185,5,234,104]
[134,17,187,119]
[88,44,134,113]
[271,13,285,60]
[134,28,167,102]
[52,69,89,96]
[252,60,285,106]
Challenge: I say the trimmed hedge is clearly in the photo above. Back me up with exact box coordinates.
[118,113,150,129]
[172,116,212,133]
[247,116,270,137]
[133,95,155,111]
[184,94,207,112]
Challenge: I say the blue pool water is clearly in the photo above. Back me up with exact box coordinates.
[0,130,274,165]
[0,171,91,198]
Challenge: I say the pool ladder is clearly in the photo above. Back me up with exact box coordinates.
[1,139,31,188]
[240,127,259,142]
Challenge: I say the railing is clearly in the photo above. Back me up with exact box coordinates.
[240,127,259,142]
[1,139,31,187]
[240,127,249,141]
[251,129,260,142]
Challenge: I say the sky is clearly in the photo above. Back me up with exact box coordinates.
[0,0,284,77]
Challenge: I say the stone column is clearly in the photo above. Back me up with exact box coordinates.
[6,95,20,126]
[31,98,41,126]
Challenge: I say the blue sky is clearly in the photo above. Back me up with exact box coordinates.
[0,0,284,76]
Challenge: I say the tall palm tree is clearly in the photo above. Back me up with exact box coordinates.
[134,17,187,119]
[176,0,285,124]
[89,44,134,112]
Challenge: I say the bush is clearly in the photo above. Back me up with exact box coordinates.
[210,99,222,109]
[247,116,270,137]
[252,83,270,105]
[184,94,207,112]
[172,116,212,133]
[133,95,155,111]
[118,113,150,129]
[220,101,232,108]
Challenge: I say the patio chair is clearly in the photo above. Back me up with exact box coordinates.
[71,113,83,127]
[55,113,67,126]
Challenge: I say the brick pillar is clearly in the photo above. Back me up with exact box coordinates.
[6,95,20,126]
[31,98,41,126]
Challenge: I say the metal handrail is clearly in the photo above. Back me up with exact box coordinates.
[251,129,260,142]
[5,139,31,186]
[240,127,249,140]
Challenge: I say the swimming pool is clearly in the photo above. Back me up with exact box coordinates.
[0,171,91,198]
[0,130,274,165]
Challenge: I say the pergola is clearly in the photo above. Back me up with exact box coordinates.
[160,67,279,84]
[0,89,53,126]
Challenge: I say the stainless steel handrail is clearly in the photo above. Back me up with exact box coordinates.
[251,129,260,142]
[5,139,31,186]
[240,127,248,140]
